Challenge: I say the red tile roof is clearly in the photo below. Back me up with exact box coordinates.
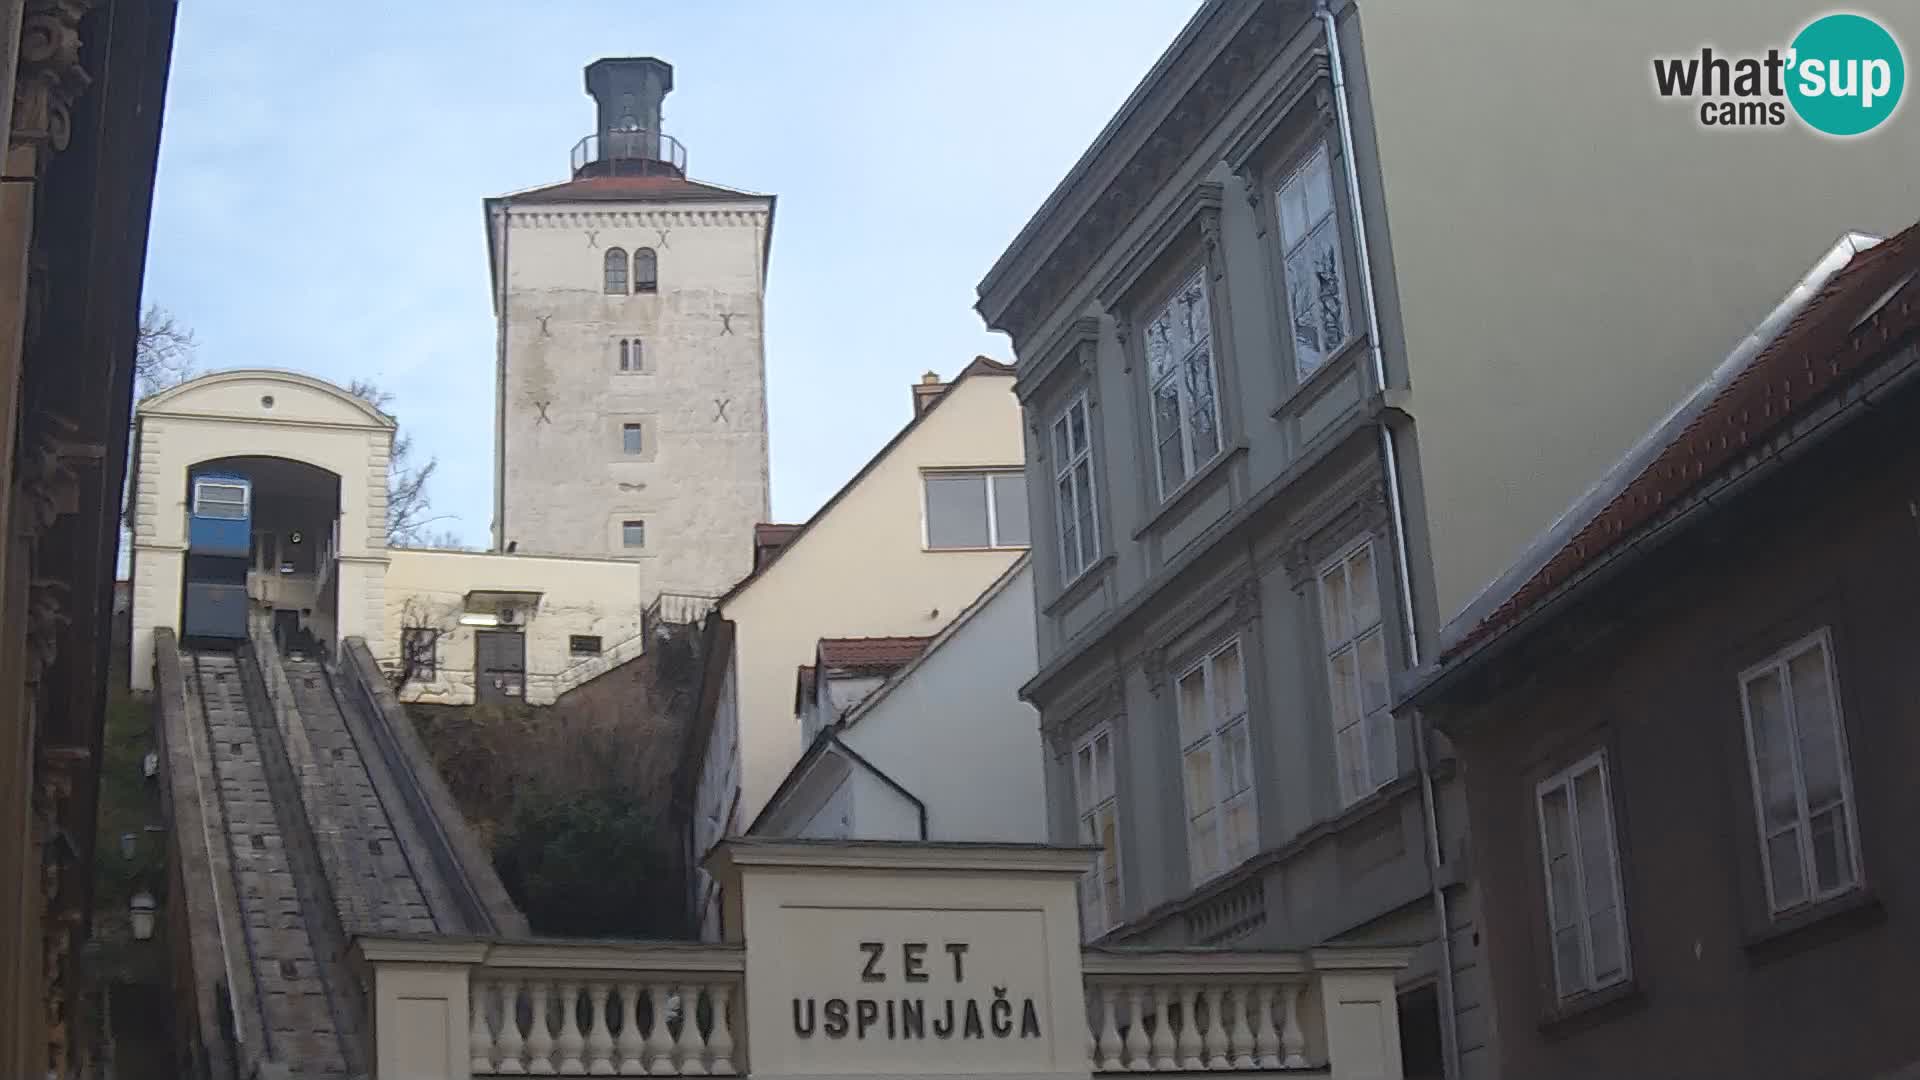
[754,523,802,547]
[507,173,759,204]
[816,636,934,674]
[1442,223,1920,664]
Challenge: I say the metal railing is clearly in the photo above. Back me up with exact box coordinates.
[571,129,688,176]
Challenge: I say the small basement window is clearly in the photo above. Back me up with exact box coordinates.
[570,635,603,656]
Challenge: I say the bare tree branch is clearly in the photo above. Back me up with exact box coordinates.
[345,377,447,547]
[135,305,196,397]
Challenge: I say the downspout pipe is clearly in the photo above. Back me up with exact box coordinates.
[1317,4,1462,1078]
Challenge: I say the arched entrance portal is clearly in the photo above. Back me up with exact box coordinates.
[188,454,344,657]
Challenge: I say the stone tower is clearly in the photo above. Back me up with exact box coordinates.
[485,58,773,599]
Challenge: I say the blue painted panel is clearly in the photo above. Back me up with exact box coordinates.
[183,582,249,639]
[188,516,250,557]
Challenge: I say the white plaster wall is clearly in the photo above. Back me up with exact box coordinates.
[495,196,771,601]
[841,561,1047,843]
[381,547,646,706]
[720,372,1027,828]
[128,370,392,689]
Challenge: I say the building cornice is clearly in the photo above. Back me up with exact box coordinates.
[706,838,1098,878]
[502,206,770,230]
[976,0,1304,349]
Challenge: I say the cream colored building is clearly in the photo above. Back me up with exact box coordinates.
[486,56,772,602]
[685,360,1029,936]
[127,368,653,706]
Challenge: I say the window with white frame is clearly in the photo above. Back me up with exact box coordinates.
[1535,752,1629,1000]
[1738,629,1862,916]
[617,337,643,372]
[1175,639,1256,884]
[923,470,1029,549]
[1277,144,1352,379]
[193,479,249,520]
[1072,726,1122,938]
[1143,268,1222,500]
[1051,393,1099,580]
[1319,540,1393,805]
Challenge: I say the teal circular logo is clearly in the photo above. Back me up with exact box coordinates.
[1787,13,1905,136]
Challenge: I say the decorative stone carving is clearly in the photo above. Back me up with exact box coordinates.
[1141,646,1168,698]
[1232,578,1262,625]
[1199,209,1224,282]
[12,0,96,155]
[1281,541,1315,591]
[1238,170,1266,236]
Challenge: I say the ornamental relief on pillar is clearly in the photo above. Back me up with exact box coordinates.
[12,0,97,156]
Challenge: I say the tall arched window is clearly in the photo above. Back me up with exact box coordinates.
[634,247,658,293]
[603,247,629,294]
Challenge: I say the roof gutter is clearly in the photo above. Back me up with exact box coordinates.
[1408,333,1920,712]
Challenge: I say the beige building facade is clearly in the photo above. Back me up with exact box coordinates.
[487,57,773,603]
[686,362,1030,937]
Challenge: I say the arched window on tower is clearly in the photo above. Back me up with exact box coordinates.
[604,247,629,294]
[634,247,658,293]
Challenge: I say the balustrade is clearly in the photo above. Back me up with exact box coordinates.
[1081,952,1313,1073]
[468,974,740,1076]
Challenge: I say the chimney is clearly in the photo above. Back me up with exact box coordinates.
[912,371,947,417]
[581,58,678,176]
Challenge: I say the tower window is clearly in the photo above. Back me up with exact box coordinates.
[618,337,642,372]
[622,520,646,549]
[622,423,643,455]
[603,247,629,294]
[634,247,658,293]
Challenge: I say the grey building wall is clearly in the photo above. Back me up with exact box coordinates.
[979,4,1489,1076]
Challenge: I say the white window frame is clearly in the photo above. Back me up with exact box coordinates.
[617,337,643,373]
[1174,637,1257,885]
[1143,267,1223,502]
[1318,538,1395,806]
[1051,392,1100,583]
[1534,751,1630,1001]
[193,478,250,520]
[921,469,1029,550]
[1737,628,1864,917]
[1071,725,1123,939]
[1276,142,1353,380]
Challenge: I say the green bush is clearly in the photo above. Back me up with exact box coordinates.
[493,784,684,939]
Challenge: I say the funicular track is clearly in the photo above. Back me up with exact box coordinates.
[187,648,361,1077]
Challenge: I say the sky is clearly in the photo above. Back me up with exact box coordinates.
[144,1,1202,548]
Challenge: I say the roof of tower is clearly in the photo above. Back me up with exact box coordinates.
[499,173,769,205]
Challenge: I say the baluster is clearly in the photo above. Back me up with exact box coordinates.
[1279,984,1307,1068]
[1252,985,1280,1070]
[1150,986,1176,1071]
[557,982,587,1074]
[587,983,615,1075]
[708,984,736,1075]
[1124,987,1150,1071]
[617,983,647,1075]
[645,984,674,1075]
[527,982,556,1075]
[1204,986,1229,1069]
[1086,1010,1097,1070]
[1229,986,1255,1069]
[496,980,528,1075]
[472,982,496,1074]
[1096,985,1122,1071]
[1177,986,1204,1071]
[675,984,710,1076]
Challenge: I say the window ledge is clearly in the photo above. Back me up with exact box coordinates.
[1537,979,1646,1040]
[1044,553,1116,617]
[1271,334,1371,421]
[1132,443,1247,542]
[923,544,1030,555]
[1742,887,1883,964]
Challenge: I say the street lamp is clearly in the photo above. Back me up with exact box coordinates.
[129,891,156,941]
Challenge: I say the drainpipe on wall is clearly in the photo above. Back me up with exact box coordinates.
[1316,3,1462,1078]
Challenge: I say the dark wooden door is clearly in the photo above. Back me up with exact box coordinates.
[475,629,526,704]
